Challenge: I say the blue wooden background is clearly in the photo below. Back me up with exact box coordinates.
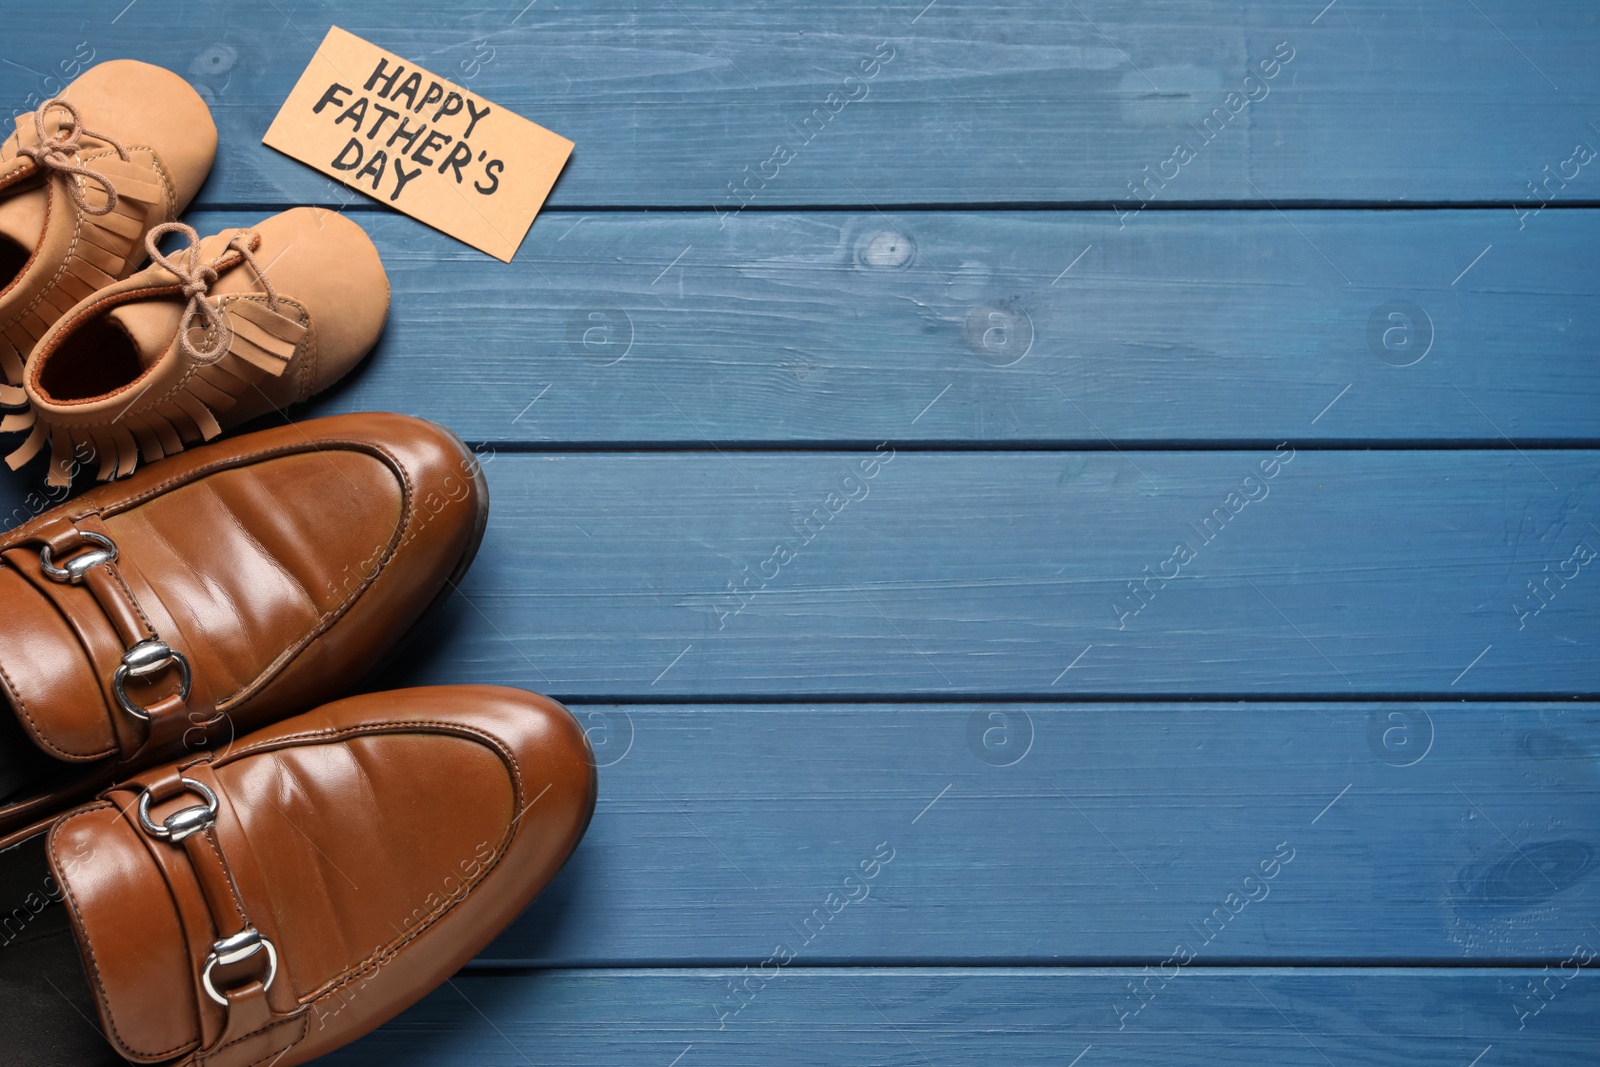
[6,1,1600,1063]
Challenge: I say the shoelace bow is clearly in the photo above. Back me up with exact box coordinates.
[144,222,281,366]
[15,97,131,216]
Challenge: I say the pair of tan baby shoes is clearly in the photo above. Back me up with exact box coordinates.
[0,60,387,486]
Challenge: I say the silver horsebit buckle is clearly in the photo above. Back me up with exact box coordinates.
[202,928,279,1006]
[137,775,219,843]
[137,779,281,1004]
[112,638,193,721]
[39,534,193,720]
[38,530,117,583]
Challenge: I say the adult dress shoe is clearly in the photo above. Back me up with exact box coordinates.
[0,412,489,837]
[0,685,597,1067]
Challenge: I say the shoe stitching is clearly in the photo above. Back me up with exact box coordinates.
[1,146,172,334]
[103,563,157,637]
[297,313,318,402]
[272,720,526,1002]
[204,440,415,712]
[194,826,251,930]
[201,1014,308,1067]
[0,613,108,761]
[28,292,310,416]
[135,717,526,1005]
[0,436,418,712]
[49,802,198,1060]
[1,433,409,522]
[0,433,449,738]
[54,802,313,1064]
[54,713,535,1056]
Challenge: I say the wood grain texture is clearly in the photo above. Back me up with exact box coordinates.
[4,4,1597,1061]
[4,2,1597,207]
[345,450,1600,697]
[318,967,1600,1066]
[452,703,1600,965]
[161,207,1600,446]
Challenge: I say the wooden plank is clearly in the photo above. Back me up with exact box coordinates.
[461,702,1600,965]
[320,967,1600,1066]
[2,452,1592,696]
[4,2,1597,207]
[241,207,1598,445]
[352,450,1600,697]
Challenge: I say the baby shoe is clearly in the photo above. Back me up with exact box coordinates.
[0,685,596,1067]
[0,60,216,396]
[5,207,388,485]
[0,412,489,839]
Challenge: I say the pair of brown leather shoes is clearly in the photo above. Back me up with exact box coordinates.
[0,413,597,1067]
[0,65,596,1067]
[1,60,388,487]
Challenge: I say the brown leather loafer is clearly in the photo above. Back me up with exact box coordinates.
[0,61,216,393]
[6,208,389,485]
[0,412,489,838]
[0,685,596,1067]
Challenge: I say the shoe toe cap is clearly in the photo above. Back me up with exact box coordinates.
[251,207,390,394]
[237,685,597,1056]
[65,59,217,210]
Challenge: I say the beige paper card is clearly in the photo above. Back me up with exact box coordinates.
[264,26,572,262]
